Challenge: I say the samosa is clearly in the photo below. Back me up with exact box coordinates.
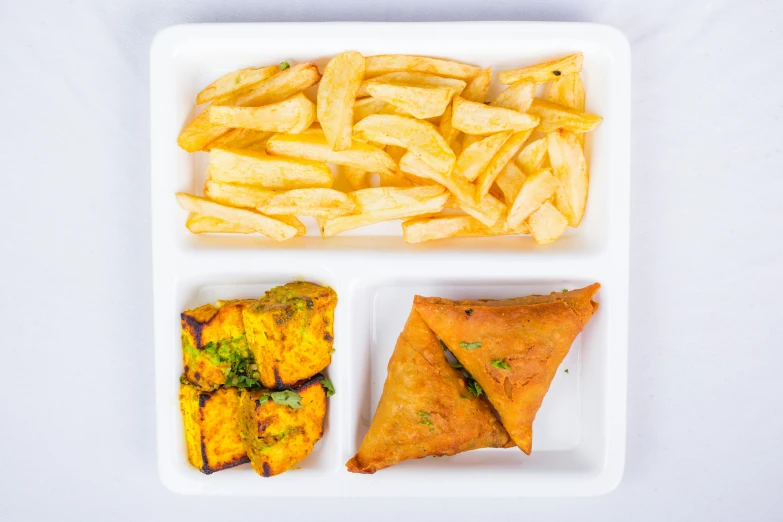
[346,307,512,474]
[414,283,599,454]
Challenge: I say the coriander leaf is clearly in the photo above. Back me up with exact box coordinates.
[329,348,336,355]
[269,390,303,409]
[467,379,483,398]
[562,288,568,293]
[320,378,335,397]
[417,411,433,426]
[439,339,449,351]
[280,61,291,70]
[449,360,463,369]
[460,341,482,350]
[564,368,569,373]
[257,394,271,404]
[491,359,511,370]
[179,374,189,385]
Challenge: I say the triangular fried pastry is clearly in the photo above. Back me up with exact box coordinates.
[346,307,512,474]
[414,283,600,454]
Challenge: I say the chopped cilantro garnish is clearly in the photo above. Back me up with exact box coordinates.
[564,368,569,374]
[491,359,511,370]
[417,411,433,426]
[280,61,291,70]
[449,360,463,369]
[320,378,335,397]
[439,339,449,351]
[259,389,303,409]
[460,342,482,350]
[467,379,483,398]
[562,288,568,293]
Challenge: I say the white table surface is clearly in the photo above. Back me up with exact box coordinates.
[1,0,782,520]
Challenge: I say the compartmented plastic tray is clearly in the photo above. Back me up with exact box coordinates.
[150,21,630,497]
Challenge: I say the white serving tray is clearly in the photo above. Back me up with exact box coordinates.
[150,21,630,497]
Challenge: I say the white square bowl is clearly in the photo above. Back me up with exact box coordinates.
[151,21,630,497]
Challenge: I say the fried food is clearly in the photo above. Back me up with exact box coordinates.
[320,186,449,237]
[363,72,466,119]
[528,98,602,134]
[547,129,589,226]
[261,188,357,218]
[402,214,529,243]
[185,214,255,234]
[209,92,316,133]
[239,375,327,477]
[528,200,569,244]
[515,137,548,175]
[318,51,365,151]
[180,383,249,474]
[498,52,583,85]
[414,284,600,454]
[451,96,539,135]
[346,308,512,474]
[489,80,535,112]
[176,193,301,241]
[494,161,526,204]
[205,129,273,152]
[228,62,322,107]
[177,109,232,153]
[364,55,481,80]
[453,131,512,182]
[265,129,397,175]
[208,148,333,188]
[353,114,456,174]
[506,168,560,230]
[474,130,532,200]
[197,65,280,105]
[242,282,337,389]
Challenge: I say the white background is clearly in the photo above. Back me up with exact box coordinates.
[1,0,782,520]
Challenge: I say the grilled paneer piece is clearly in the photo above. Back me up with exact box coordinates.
[243,282,337,389]
[238,375,327,477]
[179,382,249,474]
[181,299,259,390]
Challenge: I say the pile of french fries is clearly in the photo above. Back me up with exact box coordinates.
[176,52,602,244]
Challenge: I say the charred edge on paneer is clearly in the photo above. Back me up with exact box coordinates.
[179,382,250,474]
[242,282,337,389]
[238,374,328,477]
[181,299,260,391]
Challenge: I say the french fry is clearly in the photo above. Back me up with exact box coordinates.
[402,214,529,243]
[453,131,512,182]
[461,134,481,150]
[228,62,322,107]
[186,214,255,234]
[208,148,333,188]
[186,212,306,237]
[177,109,232,153]
[528,201,569,245]
[462,67,492,103]
[547,129,588,226]
[176,193,299,241]
[367,83,462,120]
[547,73,587,146]
[474,130,532,200]
[528,99,602,134]
[439,68,491,153]
[204,179,280,209]
[364,55,481,80]
[353,97,390,123]
[196,65,279,105]
[339,165,371,190]
[498,53,583,85]
[318,52,365,151]
[490,80,535,113]
[205,129,273,152]
[494,161,527,205]
[546,73,585,111]
[353,114,456,174]
[321,186,449,237]
[265,129,397,175]
[260,188,357,218]
[398,152,506,227]
[451,96,539,135]
[379,172,414,187]
[506,169,559,229]
[515,137,548,175]
[210,92,316,133]
[362,72,465,119]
